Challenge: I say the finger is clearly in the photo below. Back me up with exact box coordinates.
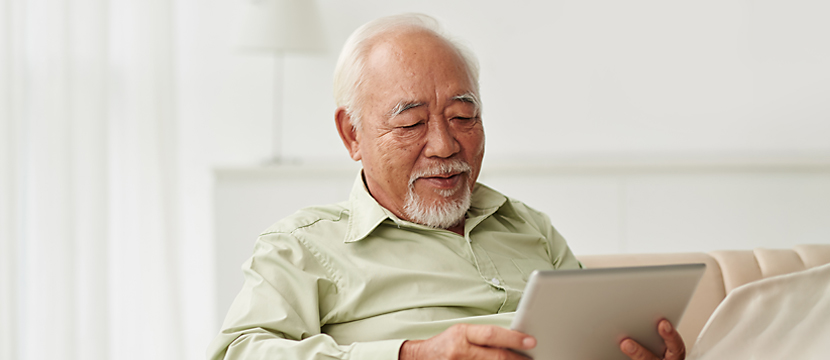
[463,324,536,350]
[658,320,686,360]
[620,338,660,360]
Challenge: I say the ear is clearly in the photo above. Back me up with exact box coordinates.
[335,107,362,161]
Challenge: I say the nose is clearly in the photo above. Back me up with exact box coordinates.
[423,116,461,158]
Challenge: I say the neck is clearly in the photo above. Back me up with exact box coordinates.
[446,219,465,236]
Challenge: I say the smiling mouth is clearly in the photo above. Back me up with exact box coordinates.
[419,172,464,190]
[409,160,473,191]
[427,172,459,179]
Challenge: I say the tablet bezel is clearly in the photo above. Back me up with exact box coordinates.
[510,263,706,360]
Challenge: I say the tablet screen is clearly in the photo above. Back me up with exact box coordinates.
[511,263,705,360]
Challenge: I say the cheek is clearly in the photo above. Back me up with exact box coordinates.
[373,136,420,178]
[462,129,485,183]
[460,128,485,157]
[475,133,485,154]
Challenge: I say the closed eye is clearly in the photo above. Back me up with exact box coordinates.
[400,122,423,129]
[452,116,477,123]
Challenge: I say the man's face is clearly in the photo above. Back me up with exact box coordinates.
[342,30,485,228]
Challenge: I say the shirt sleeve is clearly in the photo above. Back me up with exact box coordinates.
[544,222,583,269]
[513,200,583,270]
[206,231,406,360]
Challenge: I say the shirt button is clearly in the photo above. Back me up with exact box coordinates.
[491,278,500,286]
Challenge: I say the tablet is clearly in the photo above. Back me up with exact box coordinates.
[510,263,705,360]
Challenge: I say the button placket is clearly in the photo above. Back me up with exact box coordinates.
[470,242,506,297]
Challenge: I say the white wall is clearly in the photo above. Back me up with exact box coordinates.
[284,0,830,162]
[183,0,830,335]
[188,0,830,166]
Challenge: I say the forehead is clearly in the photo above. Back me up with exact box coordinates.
[360,30,475,103]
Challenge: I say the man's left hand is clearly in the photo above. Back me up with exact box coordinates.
[620,319,686,360]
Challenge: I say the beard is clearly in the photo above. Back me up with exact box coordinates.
[402,159,473,229]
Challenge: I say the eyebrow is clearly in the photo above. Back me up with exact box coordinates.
[452,93,482,117]
[387,92,481,118]
[388,101,424,118]
[452,92,480,109]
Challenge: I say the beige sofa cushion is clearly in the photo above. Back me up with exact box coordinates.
[688,262,830,360]
[707,250,762,293]
[795,244,830,268]
[711,245,830,292]
[755,248,807,277]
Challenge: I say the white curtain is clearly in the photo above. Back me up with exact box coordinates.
[1,1,211,359]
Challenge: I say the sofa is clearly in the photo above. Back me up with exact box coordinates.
[577,244,830,349]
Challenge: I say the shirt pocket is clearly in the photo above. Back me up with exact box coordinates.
[511,258,554,281]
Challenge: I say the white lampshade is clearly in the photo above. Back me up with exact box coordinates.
[236,0,326,53]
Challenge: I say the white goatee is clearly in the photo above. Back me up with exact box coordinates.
[402,160,473,229]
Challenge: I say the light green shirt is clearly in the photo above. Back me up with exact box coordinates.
[208,172,581,360]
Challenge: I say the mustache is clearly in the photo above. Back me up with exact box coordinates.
[409,159,472,186]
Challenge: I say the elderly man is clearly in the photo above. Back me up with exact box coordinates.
[209,14,685,360]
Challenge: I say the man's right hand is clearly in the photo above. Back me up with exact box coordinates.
[398,323,536,360]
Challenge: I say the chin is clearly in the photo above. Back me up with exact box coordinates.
[403,185,472,229]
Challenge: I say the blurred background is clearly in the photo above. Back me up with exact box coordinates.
[2,0,829,359]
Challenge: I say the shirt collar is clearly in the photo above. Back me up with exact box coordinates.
[344,171,398,243]
[343,169,520,243]
[465,182,523,230]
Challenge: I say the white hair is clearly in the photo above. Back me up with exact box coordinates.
[332,13,481,130]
